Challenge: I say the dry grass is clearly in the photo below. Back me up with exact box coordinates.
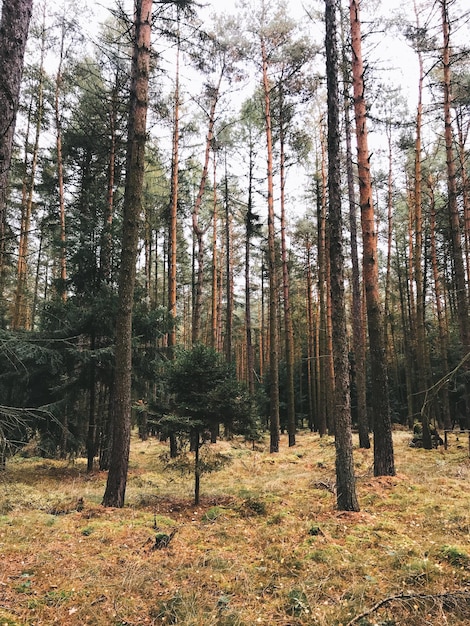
[0,430,469,625]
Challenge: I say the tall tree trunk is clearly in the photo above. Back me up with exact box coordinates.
[87,334,97,473]
[245,143,255,398]
[412,7,432,447]
[441,0,470,425]
[428,175,452,430]
[31,220,44,328]
[326,0,359,511]
[191,70,223,344]
[317,138,329,437]
[102,0,153,508]
[211,151,218,349]
[262,38,280,453]
[279,87,296,447]
[14,10,46,330]
[101,82,118,285]
[168,13,180,351]
[224,152,234,364]
[0,0,33,292]
[349,0,395,476]
[54,23,68,302]
[306,234,316,432]
[396,233,415,428]
[455,108,470,287]
[341,8,369,448]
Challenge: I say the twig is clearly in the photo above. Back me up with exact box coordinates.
[346,590,470,626]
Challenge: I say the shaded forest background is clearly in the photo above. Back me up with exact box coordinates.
[1,0,470,504]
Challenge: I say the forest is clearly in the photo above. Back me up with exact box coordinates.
[1,0,470,623]
[0,0,469,497]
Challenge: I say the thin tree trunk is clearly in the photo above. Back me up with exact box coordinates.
[224,152,234,364]
[349,0,395,476]
[168,14,180,351]
[211,151,218,349]
[306,236,316,432]
[54,23,68,302]
[341,7,369,448]
[455,110,470,287]
[194,429,201,505]
[191,70,223,345]
[101,77,118,285]
[412,6,432,447]
[279,87,296,447]
[102,0,153,508]
[262,38,280,453]
[245,143,255,398]
[317,138,329,437]
[428,175,452,430]
[31,220,44,328]
[87,334,97,473]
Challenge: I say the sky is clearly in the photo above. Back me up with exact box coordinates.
[87,0,420,105]
[81,0,423,214]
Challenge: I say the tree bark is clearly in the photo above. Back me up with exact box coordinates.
[245,142,256,398]
[317,134,330,437]
[211,151,218,350]
[279,84,296,447]
[441,0,470,425]
[102,0,153,508]
[428,175,452,430]
[412,4,432,448]
[262,38,280,453]
[191,70,223,345]
[54,22,68,302]
[340,6,369,448]
[0,0,33,290]
[168,13,180,352]
[349,0,395,476]
[326,0,360,512]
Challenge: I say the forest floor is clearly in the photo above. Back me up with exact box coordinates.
[0,429,469,626]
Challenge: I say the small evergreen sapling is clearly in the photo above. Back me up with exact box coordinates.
[156,344,260,504]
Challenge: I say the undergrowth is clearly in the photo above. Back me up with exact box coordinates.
[0,430,469,625]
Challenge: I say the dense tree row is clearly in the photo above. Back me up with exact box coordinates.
[0,0,469,510]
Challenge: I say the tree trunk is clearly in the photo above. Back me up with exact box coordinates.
[14,10,47,330]
[412,8,432,448]
[349,0,395,476]
[428,175,452,430]
[87,334,97,473]
[279,88,296,447]
[168,14,180,351]
[224,152,234,364]
[191,71,223,345]
[306,235,316,432]
[317,136,329,437]
[245,144,255,398]
[326,0,360,512]
[211,151,218,349]
[441,0,470,425]
[101,74,119,285]
[194,429,201,506]
[0,0,33,290]
[341,8,369,448]
[262,38,280,453]
[102,0,153,508]
[54,24,68,302]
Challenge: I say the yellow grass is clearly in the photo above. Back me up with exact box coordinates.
[0,430,469,625]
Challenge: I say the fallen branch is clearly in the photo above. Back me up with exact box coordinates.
[346,590,470,626]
